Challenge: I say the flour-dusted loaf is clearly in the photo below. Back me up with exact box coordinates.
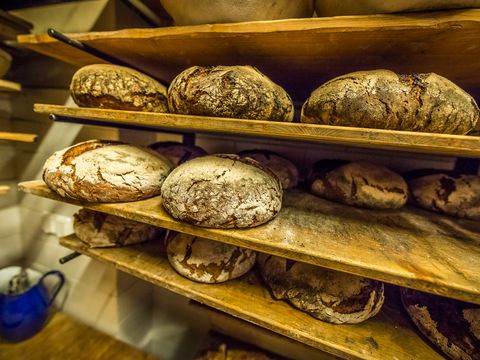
[70,64,168,112]
[257,254,384,324]
[148,141,208,167]
[43,139,172,202]
[167,233,256,283]
[301,70,480,134]
[74,208,163,248]
[238,149,299,189]
[168,66,294,122]
[407,170,480,220]
[307,160,408,209]
[401,287,480,360]
[161,155,283,228]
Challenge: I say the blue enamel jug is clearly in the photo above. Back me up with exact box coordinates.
[0,266,64,342]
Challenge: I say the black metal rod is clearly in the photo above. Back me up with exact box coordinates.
[59,251,81,264]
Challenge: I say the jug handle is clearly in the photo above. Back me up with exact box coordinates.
[39,270,65,307]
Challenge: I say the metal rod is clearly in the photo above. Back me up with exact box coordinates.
[59,251,81,264]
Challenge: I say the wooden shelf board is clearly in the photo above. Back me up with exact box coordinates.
[58,234,441,360]
[0,185,10,195]
[0,79,21,92]
[36,104,480,157]
[18,180,480,305]
[18,10,480,101]
[0,131,36,142]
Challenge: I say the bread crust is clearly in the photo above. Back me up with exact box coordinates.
[149,141,208,166]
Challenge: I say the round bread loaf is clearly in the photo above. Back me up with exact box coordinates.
[257,254,385,324]
[74,208,162,248]
[301,70,479,134]
[307,160,408,209]
[148,141,208,167]
[168,66,294,122]
[167,233,256,283]
[43,139,172,202]
[70,64,168,112]
[238,149,299,189]
[161,154,283,228]
[407,171,480,220]
[401,287,480,360]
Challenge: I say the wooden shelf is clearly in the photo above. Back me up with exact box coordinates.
[0,131,36,142]
[19,180,480,305]
[36,104,480,157]
[17,10,480,102]
[0,79,21,92]
[0,185,10,195]
[58,234,441,360]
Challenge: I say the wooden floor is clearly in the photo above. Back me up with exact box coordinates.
[0,312,158,360]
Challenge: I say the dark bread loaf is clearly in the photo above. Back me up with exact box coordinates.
[161,154,283,228]
[43,139,172,202]
[167,233,256,283]
[257,254,384,324]
[168,65,294,122]
[308,160,408,209]
[238,149,299,189]
[301,70,479,134]
[70,64,168,112]
[74,208,162,248]
[148,141,208,167]
[401,287,480,360]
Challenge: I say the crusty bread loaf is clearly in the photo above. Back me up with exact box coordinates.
[196,344,273,360]
[301,70,479,134]
[257,254,384,324]
[148,141,208,167]
[43,139,172,202]
[168,66,294,122]
[308,160,408,209]
[161,154,282,228]
[70,64,168,112]
[74,208,162,248]
[167,233,256,283]
[401,287,480,360]
[238,149,299,189]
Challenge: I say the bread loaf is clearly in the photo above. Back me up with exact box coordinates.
[148,141,208,167]
[301,70,479,134]
[74,208,162,248]
[196,344,273,360]
[168,66,294,122]
[401,287,480,360]
[43,139,172,202]
[167,233,256,283]
[257,254,384,324]
[308,160,408,209]
[161,155,282,228]
[70,64,168,112]
[238,149,299,189]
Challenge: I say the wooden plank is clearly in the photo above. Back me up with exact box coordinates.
[0,79,21,92]
[36,104,480,157]
[18,180,480,305]
[58,234,441,360]
[0,131,36,142]
[0,185,10,195]
[17,10,480,101]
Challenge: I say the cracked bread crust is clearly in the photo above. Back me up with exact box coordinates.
[161,154,283,228]
[308,160,408,209]
[70,64,168,112]
[43,139,172,202]
[301,70,479,134]
[168,65,294,122]
[167,233,256,283]
[257,254,384,324]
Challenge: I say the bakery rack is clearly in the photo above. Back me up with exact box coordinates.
[16,9,480,360]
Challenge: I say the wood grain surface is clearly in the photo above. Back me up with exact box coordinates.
[0,185,10,194]
[0,131,36,142]
[18,180,480,305]
[36,104,480,157]
[0,79,21,92]
[18,10,480,102]
[58,234,442,360]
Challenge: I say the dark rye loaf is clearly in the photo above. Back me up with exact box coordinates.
[148,141,208,167]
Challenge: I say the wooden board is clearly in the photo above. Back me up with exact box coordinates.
[0,79,21,92]
[17,10,480,102]
[0,131,36,142]
[58,234,441,360]
[0,185,10,195]
[18,180,480,305]
[0,311,158,359]
[36,104,480,157]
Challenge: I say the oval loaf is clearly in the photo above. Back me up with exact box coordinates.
[70,64,168,112]
[257,254,385,324]
[301,70,480,134]
[161,154,283,228]
[167,233,256,283]
[43,139,172,202]
[168,65,294,122]
[149,141,208,167]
